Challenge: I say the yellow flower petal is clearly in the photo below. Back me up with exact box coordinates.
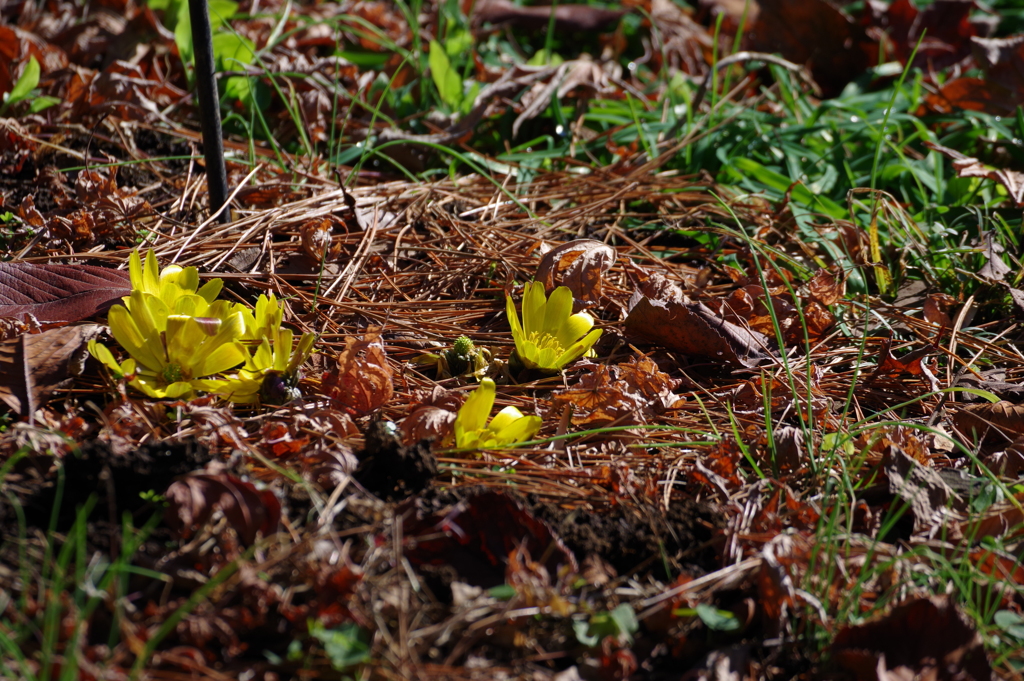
[557,311,595,348]
[553,328,603,368]
[522,281,546,337]
[542,285,573,335]
[455,378,496,441]
[195,341,248,377]
[488,405,526,432]
[492,413,542,445]
[506,294,525,344]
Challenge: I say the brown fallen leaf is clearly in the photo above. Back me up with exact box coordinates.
[953,400,1024,443]
[320,327,394,415]
[0,261,131,323]
[750,0,876,97]
[512,57,619,138]
[164,472,282,547]
[976,231,1012,282]
[869,0,980,72]
[865,337,940,392]
[400,489,577,588]
[536,239,616,304]
[832,596,992,681]
[0,324,104,415]
[625,295,773,368]
[472,0,625,32]
[971,34,1024,98]
[925,141,1024,207]
[804,268,845,307]
[919,77,1018,116]
[883,447,955,536]
[923,292,956,328]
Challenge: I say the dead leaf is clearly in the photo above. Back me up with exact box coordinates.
[652,0,714,77]
[0,262,132,323]
[551,364,648,427]
[0,324,104,415]
[977,231,1012,282]
[164,472,282,546]
[866,337,940,392]
[751,0,877,97]
[869,0,980,71]
[512,57,619,138]
[804,268,845,307]
[401,489,577,588]
[919,77,1018,116]
[962,491,1024,543]
[320,327,394,415]
[625,296,773,368]
[925,141,1024,207]
[832,596,992,681]
[473,0,625,32]
[537,239,616,304]
[923,293,956,328]
[953,400,1024,442]
[771,426,805,472]
[882,447,955,536]
[971,34,1024,97]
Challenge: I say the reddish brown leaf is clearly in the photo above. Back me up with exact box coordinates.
[971,34,1024,97]
[401,490,577,588]
[919,77,1018,116]
[551,357,682,427]
[0,262,131,323]
[320,328,394,415]
[953,400,1024,442]
[0,324,104,415]
[751,0,877,97]
[832,596,992,681]
[536,239,616,304]
[473,0,625,32]
[625,295,773,368]
[869,0,979,71]
[164,472,282,546]
[923,292,956,328]
[804,268,845,307]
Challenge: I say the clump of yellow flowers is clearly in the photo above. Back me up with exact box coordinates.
[506,282,601,373]
[453,378,541,449]
[89,250,316,404]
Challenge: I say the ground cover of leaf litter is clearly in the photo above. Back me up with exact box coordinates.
[2,0,1024,679]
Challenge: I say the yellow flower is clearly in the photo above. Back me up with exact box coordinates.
[93,253,317,403]
[453,378,542,449]
[127,249,223,312]
[211,327,317,404]
[506,282,602,372]
[211,294,317,404]
[100,303,249,399]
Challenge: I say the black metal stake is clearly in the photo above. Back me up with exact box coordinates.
[188,0,231,223]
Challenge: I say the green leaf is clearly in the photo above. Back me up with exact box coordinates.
[573,604,639,648]
[994,610,1024,641]
[609,604,639,641]
[695,603,740,632]
[173,0,239,72]
[488,583,516,601]
[310,622,370,670]
[429,40,462,110]
[6,56,40,106]
[444,29,473,59]
[211,31,255,69]
[28,95,61,113]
